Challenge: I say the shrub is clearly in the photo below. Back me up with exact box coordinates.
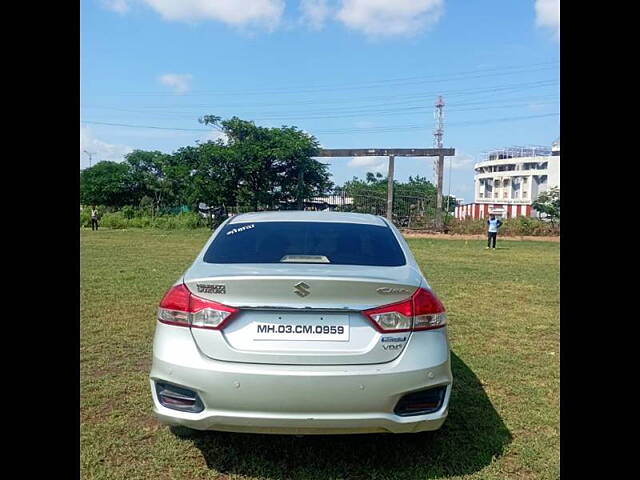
[80,209,91,228]
[100,211,128,229]
[447,218,485,235]
[80,209,208,230]
[125,216,150,228]
[121,205,136,219]
[448,217,559,236]
[139,196,153,210]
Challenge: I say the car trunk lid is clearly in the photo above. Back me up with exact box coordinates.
[183,263,422,365]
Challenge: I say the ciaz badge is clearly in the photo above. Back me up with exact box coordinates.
[377,287,409,295]
[381,336,407,343]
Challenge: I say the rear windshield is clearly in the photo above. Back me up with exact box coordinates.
[203,221,406,266]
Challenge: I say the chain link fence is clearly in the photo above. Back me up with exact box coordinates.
[315,189,444,230]
[211,189,442,230]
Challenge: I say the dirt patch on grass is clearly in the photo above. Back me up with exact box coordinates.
[138,417,163,440]
[499,454,539,480]
[81,356,151,381]
[401,232,560,242]
[81,403,115,424]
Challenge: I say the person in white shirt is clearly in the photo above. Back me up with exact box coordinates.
[486,214,503,249]
[91,206,99,231]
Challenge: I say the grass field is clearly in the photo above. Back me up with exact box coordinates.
[80,229,559,480]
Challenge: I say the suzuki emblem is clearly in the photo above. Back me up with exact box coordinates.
[294,281,311,297]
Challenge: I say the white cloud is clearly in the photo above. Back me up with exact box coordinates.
[300,0,331,30]
[140,0,285,29]
[158,73,193,95]
[535,0,560,40]
[336,0,444,37]
[103,0,445,37]
[348,156,388,173]
[200,129,228,144]
[80,126,133,168]
[102,0,130,14]
[449,152,474,170]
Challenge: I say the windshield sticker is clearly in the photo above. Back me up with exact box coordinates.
[226,224,255,236]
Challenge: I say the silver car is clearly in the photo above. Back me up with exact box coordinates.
[150,211,452,434]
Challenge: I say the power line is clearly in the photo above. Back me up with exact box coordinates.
[83,94,559,116]
[313,113,560,134]
[80,112,559,135]
[81,98,559,124]
[81,120,210,132]
[80,80,558,124]
[99,61,558,97]
[251,98,558,121]
[86,79,559,111]
[91,86,557,110]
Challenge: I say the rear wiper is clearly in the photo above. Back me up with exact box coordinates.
[280,255,330,263]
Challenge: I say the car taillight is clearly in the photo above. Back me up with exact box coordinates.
[157,283,238,330]
[363,288,446,333]
[411,288,447,331]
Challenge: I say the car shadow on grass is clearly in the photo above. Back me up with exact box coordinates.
[172,352,512,480]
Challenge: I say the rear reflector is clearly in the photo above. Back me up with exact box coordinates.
[155,382,204,413]
[394,386,446,416]
[158,283,238,330]
[362,288,446,332]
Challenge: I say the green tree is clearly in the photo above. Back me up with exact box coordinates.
[341,173,453,212]
[397,175,436,199]
[125,150,174,213]
[80,116,333,212]
[532,187,560,224]
[178,141,243,209]
[200,116,332,209]
[80,161,133,207]
[267,125,333,206]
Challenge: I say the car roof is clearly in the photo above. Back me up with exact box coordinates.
[228,211,388,226]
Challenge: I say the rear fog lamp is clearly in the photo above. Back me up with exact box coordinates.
[155,382,204,413]
[394,386,447,416]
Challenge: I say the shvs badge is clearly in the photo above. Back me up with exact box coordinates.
[381,335,408,351]
[381,336,407,343]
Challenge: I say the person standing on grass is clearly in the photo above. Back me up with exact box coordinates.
[91,206,99,231]
[486,214,503,249]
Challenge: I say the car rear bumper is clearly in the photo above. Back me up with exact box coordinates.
[150,322,452,435]
[152,407,449,435]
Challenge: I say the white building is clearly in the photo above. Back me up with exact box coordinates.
[455,141,560,219]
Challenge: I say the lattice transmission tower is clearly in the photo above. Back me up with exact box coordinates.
[432,96,445,183]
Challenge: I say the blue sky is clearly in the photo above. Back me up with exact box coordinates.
[80,0,559,202]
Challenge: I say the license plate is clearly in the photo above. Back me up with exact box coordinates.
[253,314,349,342]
